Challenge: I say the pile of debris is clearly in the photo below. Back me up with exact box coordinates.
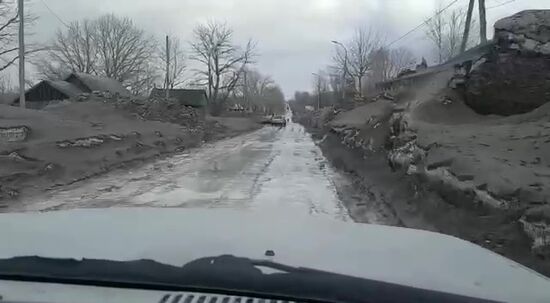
[75,92,204,131]
[114,97,204,130]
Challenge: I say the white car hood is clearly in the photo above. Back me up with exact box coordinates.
[0,208,548,303]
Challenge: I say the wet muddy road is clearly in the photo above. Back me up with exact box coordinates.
[9,121,392,223]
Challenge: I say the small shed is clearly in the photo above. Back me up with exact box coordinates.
[12,73,131,109]
[12,80,83,109]
[150,88,208,108]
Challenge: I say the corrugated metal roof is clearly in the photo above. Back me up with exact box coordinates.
[12,73,131,106]
[12,80,84,106]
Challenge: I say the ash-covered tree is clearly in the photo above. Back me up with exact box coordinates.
[425,7,478,63]
[331,27,383,97]
[0,0,39,73]
[369,47,416,85]
[94,14,156,83]
[34,19,96,79]
[35,14,157,94]
[229,68,285,114]
[190,21,256,114]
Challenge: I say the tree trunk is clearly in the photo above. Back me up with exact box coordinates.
[207,56,212,102]
[18,0,26,108]
[357,75,363,98]
[165,35,170,97]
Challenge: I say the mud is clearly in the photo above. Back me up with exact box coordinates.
[305,124,550,277]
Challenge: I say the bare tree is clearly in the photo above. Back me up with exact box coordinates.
[94,14,157,83]
[33,57,67,80]
[240,69,284,113]
[312,70,329,109]
[389,48,416,77]
[237,68,274,100]
[367,46,415,88]
[35,14,158,91]
[226,68,284,114]
[0,1,20,72]
[35,19,96,79]
[57,20,96,74]
[331,46,353,98]
[425,8,446,64]
[127,60,161,96]
[346,27,383,97]
[160,35,186,89]
[446,9,467,59]
[426,7,478,63]
[0,0,38,72]
[190,21,256,114]
[261,85,285,114]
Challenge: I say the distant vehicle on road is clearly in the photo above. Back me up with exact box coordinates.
[270,116,287,126]
[261,115,287,127]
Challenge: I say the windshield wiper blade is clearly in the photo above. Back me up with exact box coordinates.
[0,255,502,303]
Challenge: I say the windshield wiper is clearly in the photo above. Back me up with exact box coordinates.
[0,255,501,303]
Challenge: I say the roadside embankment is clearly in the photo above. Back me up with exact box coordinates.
[0,96,261,206]
[295,9,550,276]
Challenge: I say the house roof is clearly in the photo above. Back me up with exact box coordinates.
[10,73,131,105]
[150,88,207,108]
[11,80,84,105]
[46,80,83,98]
[66,73,131,96]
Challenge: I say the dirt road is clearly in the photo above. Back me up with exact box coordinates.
[8,120,393,223]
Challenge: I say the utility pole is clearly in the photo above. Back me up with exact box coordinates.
[18,0,25,108]
[461,0,475,53]
[478,0,487,43]
[165,35,170,98]
[461,0,487,53]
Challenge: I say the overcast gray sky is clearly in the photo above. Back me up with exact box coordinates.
[24,0,550,97]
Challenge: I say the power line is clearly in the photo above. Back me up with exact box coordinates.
[40,0,69,27]
[387,0,462,47]
[487,0,517,9]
